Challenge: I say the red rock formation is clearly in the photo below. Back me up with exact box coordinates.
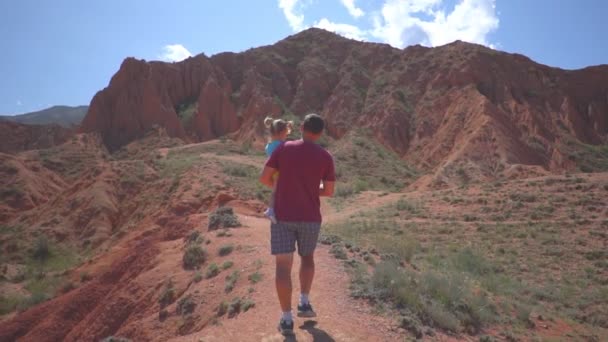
[81,28,608,176]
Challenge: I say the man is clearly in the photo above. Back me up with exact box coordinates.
[259,113,336,336]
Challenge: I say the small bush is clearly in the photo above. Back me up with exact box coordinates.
[395,199,422,215]
[225,270,240,293]
[185,231,203,244]
[205,263,220,279]
[208,207,240,230]
[372,234,417,262]
[193,271,203,283]
[217,300,228,316]
[101,337,131,342]
[248,272,263,284]
[221,261,234,270]
[318,234,342,245]
[183,245,207,270]
[176,295,196,316]
[223,165,253,178]
[226,297,254,317]
[242,298,255,312]
[330,244,348,260]
[335,185,356,198]
[32,236,51,261]
[16,292,48,312]
[60,281,77,293]
[218,244,234,256]
[216,229,232,237]
[80,272,92,282]
[509,193,537,203]
[516,304,534,327]
[158,280,175,309]
[452,248,493,276]
[159,309,169,321]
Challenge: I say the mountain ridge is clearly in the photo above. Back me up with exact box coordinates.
[1,105,88,127]
[80,28,607,185]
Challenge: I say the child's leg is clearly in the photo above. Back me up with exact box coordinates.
[269,176,278,208]
[265,179,278,223]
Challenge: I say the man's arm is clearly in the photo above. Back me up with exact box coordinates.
[319,181,335,197]
[259,166,278,189]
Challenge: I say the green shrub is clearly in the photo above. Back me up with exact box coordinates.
[227,297,242,318]
[175,101,197,124]
[32,236,51,261]
[205,263,220,279]
[225,270,240,293]
[218,244,234,256]
[158,280,175,309]
[330,244,348,260]
[185,231,203,244]
[242,298,255,312]
[193,271,203,283]
[221,261,234,270]
[223,165,254,178]
[208,207,240,230]
[225,297,254,317]
[183,245,207,270]
[371,234,417,262]
[248,272,263,284]
[176,295,196,315]
[451,248,493,276]
[335,185,356,198]
[217,300,228,316]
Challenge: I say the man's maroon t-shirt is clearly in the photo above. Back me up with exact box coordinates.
[265,139,335,223]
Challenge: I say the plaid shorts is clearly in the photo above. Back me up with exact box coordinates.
[271,221,321,256]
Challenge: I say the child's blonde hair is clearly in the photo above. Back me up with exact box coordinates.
[264,116,293,137]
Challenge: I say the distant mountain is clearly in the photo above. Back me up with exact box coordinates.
[1,105,88,127]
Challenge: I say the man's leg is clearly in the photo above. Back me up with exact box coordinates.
[296,223,320,317]
[271,222,297,334]
[299,254,315,296]
[275,253,294,313]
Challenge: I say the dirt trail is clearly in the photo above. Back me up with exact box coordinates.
[173,212,402,342]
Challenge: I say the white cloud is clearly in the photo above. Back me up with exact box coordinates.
[371,0,499,48]
[160,44,192,62]
[279,0,306,31]
[340,0,365,18]
[314,18,366,40]
[277,0,499,48]
[16,100,22,106]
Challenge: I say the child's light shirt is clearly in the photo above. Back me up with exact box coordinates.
[265,140,282,157]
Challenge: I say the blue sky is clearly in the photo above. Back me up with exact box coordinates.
[1,0,606,115]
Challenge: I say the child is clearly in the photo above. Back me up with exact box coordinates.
[263,116,293,224]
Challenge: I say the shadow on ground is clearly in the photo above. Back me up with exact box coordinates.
[282,320,335,342]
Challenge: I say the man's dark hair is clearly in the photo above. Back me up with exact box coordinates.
[302,113,325,134]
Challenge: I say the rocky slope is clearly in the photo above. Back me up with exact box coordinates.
[81,28,608,184]
[0,121,74,154]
